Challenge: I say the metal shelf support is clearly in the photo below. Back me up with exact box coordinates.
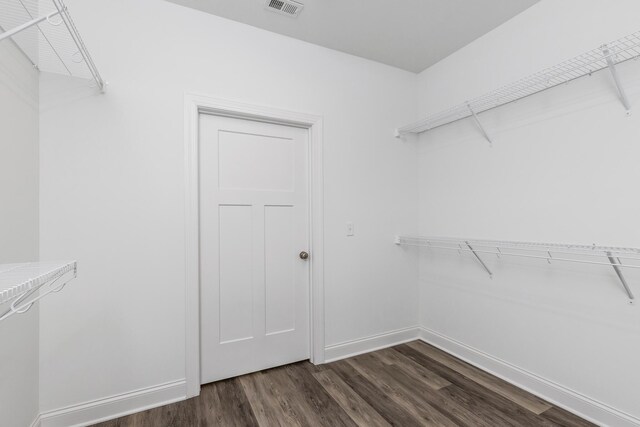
[467,103,493,146]
[606,251,635,303]
[602,45,631,113]
[466,241,493,277]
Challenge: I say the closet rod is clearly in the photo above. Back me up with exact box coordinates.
[0,261,77,322]
[0,9,62,42]
[414,236,640,260]
[396,236,637,303]
[399,241,638,268]
[396,30,640,138]
[14,0,73,75]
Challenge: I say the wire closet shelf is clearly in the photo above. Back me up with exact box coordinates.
[395,235,638,303]
[396,30,640,137]
[0,0,105,91]
[0,261,77,322]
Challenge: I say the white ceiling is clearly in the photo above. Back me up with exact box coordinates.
[166,0,539,73]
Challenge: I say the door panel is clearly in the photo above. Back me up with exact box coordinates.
[264,205,296,335]
[200,114,310,384]
[218,205,253,344]
[218,131,295,191]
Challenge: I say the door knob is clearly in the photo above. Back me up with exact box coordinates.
[299,251,309,260]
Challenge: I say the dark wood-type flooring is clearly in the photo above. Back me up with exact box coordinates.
[94,341,594,427]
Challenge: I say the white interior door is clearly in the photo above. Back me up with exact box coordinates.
[199,113,310,384]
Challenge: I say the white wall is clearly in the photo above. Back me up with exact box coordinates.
[0,40,40,427]
[416,0,640,423]
[38,0,419,414]
[0,41,39,262]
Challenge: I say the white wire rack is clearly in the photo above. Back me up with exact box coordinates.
[0,0,105,90]
[0,261,77,322]
[395,235,638,303]
[396,30,640,140]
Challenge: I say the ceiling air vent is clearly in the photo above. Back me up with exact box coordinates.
[265,0,304,17]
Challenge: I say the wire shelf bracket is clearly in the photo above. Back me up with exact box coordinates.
[606,251,635,300]
[467,103,493,146]
[0,0,106,92]
[395,235,638,304]
[396,30,640,140]
[602,44,631,113]
[466,241,493,277]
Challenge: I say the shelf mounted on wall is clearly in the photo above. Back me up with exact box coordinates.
[395,235,638,304]
[395,31,640,140]
[0,261,77,322]
[0,0,105,91]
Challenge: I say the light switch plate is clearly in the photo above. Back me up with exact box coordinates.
[346,222,354,236]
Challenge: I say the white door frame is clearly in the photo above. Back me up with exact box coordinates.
[184,93,325,398]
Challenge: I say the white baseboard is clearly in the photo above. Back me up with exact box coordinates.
[35,325,419,427]
[419,327,640,427]
[324,326,420,363]
[35,328,638,427]
[38,380,186,427]
[30,415,41,427]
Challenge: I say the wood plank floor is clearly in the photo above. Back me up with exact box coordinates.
[93,341,595,427]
